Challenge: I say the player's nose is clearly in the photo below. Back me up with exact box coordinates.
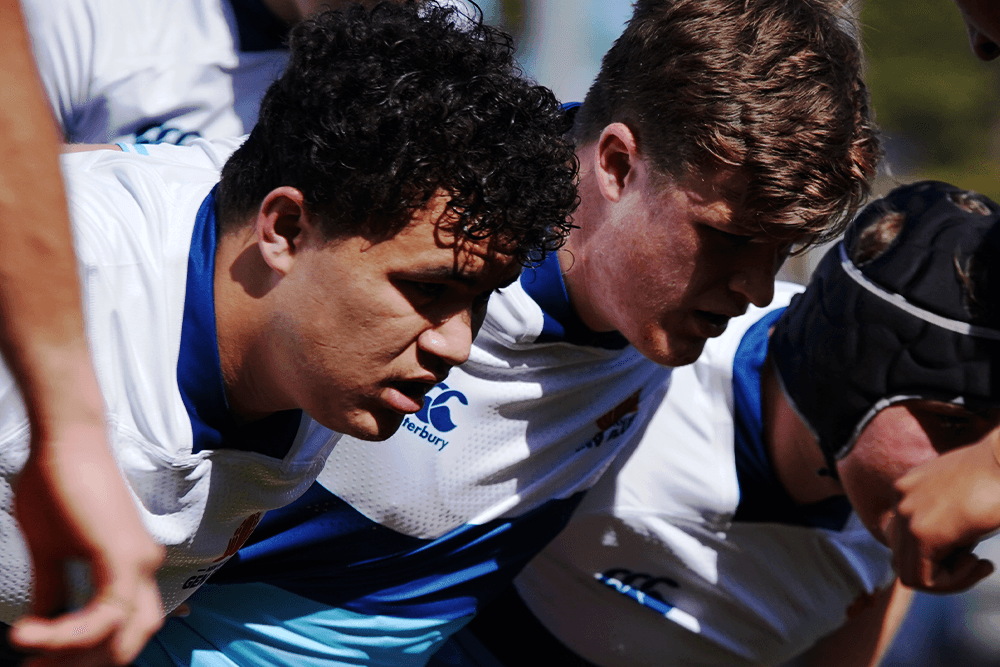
[418,312,473,368]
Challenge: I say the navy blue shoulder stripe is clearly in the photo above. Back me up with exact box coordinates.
[177,190,301,458]
[519,250,628,349]
[732,308,851,531]
[214,482,586,620]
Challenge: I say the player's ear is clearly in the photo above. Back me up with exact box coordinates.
[256,186,310,276]
[594,122,639,203]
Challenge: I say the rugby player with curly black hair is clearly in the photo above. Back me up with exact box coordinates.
[0,3,577,666]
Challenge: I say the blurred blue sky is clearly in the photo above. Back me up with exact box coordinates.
[470,0,632,102]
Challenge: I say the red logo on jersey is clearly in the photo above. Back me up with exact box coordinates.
[213,512,263,562]
[596,390,641,431]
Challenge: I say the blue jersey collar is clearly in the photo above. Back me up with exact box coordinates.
[732,308,851,530]
[177,190,302,458]
[519,252,628,350]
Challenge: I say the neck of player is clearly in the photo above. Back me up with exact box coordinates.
[761,354,845,505]
[213,226,294,425]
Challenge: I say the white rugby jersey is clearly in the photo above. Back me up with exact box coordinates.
[139,250,673,666]
[516,282,895,667]
[0,148,339,621]
[22,0,289,144]
[215,251,673,610]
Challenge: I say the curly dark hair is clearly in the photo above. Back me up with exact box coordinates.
[216,1,578,264]
[573,0,880,247]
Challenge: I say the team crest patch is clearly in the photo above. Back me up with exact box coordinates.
[181,512,263,591]
[596,391,641,431]
[578,390,641,452]
[213,511,263,562]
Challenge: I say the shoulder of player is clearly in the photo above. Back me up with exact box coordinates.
[62,151,214,248]
[477,277,545,347]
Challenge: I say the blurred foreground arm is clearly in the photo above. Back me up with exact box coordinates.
[887,428,1000,592]
[787,579,912,667]
[0,1,162,664]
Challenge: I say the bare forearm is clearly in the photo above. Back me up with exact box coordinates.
[0,0,103,443]
[889,429,1000,592]
[787,581,912,667]
[0,5,164,664]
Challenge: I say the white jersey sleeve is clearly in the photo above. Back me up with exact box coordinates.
[0,147,340,621]
[22,0,288,144]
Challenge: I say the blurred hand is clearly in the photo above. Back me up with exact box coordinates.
[887,429,1000,592]
[9,421,164,666]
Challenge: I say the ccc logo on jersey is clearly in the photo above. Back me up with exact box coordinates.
[413,383,468,432]
[597,568,700,630]
[401,383,468,451]
[134,122,202,146]
[600,568,679,603]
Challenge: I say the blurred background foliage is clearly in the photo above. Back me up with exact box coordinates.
[861,0,1000,199]
[492,0,527,39]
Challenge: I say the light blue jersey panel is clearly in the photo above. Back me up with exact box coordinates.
[137,482,587,666]
[141,584,471,667]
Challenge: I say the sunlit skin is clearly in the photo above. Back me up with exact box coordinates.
[561,123,799,368]
[954,0,1000,61]
[763,358,1000,546]
[214,188,521,441]
[838,401,1000,545]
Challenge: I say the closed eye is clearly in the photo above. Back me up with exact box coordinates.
[702,223,754,247]
[401,280,448,302]
[719,229,754,244]
[908,402,997,453]
[933,414,974,431]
